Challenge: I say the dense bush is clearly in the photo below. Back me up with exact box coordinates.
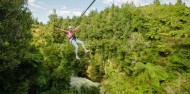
[1,0,190,93]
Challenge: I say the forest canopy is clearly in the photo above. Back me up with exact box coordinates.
[0,0,190,93]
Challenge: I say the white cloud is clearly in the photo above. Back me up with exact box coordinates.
[184,0,190,6]
[186,2,190,6]
[161,0,176,4]
[103,0,151,6]
[50,7,83,18]
[28,0,46,9]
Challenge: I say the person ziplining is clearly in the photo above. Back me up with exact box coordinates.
[57,0,95,59]
[58,25,90,59]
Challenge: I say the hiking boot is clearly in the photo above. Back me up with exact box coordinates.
[85,50,90,53]
[76,56,80,60]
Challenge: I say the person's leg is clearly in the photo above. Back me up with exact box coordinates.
[70,39,80,59]
[75,39,89,53]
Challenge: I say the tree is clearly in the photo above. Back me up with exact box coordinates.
[175,0,183,6]
[154,0,160,5]
[11,0,190,94]
[0,0,43,93]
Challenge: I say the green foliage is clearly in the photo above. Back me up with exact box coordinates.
[24,2,190,93]
[2,0,190,93]
[0,0,46,93]
[81,2,190,94]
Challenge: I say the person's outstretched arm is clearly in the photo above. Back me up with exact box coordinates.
[61,29,67,33]
[72,26,80,32]
[58,28,68,33]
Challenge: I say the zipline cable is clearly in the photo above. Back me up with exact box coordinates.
[71,0,96,39]
[73,0,96,26]
[55,0,95,30]
[80,0,96,19]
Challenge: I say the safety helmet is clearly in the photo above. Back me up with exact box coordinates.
[68,26,72,29]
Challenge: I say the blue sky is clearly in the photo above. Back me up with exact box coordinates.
[27,0,190,23]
